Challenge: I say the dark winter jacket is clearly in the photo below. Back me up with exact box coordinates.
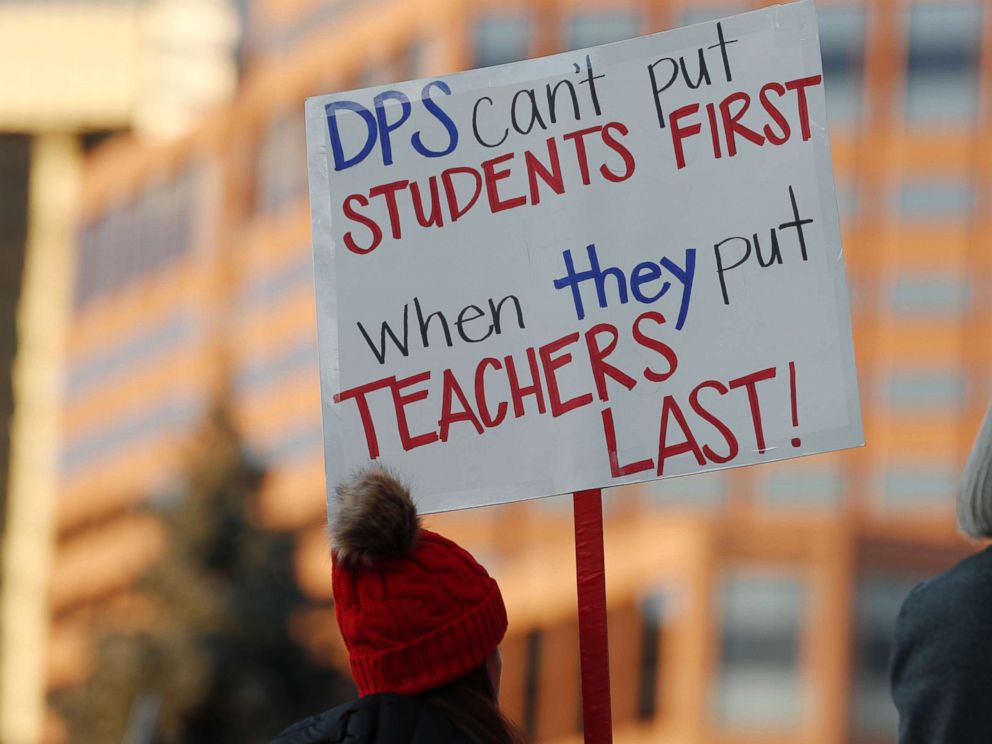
[890,545,992,743]
[270,693,473,744]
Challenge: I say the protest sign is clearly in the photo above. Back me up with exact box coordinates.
[306,0,863,517]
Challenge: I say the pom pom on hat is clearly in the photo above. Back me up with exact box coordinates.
[331,466,421,568]
[330,465,508,697]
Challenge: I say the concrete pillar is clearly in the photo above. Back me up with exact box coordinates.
[0,133,79,744]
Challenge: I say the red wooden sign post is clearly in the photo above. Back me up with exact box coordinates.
[573,488,613,743]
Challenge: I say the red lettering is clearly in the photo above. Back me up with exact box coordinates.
[728,366,777,454]
[524,137,565,205]
[719,92,764,157]
[438,368,484,442]
[539,332,594,417]
[669,104,701,170]
[584,323,637,402]
[563,125,602,185]
[390,371,439,451]
[342,194,383,255]
[785,74,822,141]
[481,152,526,213]
[689,380,739,464]
[632,311,678,383]
[409,175,443,228]
[657,394,706,475]
[334,376,394,458]
[600,122,636,183]
[474,357,508,428]
[705,102,722,159]
[441,167,483,221]
[601,407,653,477]
[368,179,409,240]
[505,347,545,418]
[759,82,790,146]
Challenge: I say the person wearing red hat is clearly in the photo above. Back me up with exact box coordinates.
[271,467,526,744]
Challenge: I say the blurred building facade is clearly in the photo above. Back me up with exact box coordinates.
[0,2,240,743]
[37,0,992,743]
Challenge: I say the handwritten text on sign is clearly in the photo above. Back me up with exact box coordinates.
[306,0,863,515]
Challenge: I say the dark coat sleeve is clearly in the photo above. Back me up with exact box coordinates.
[270,694,471,744]
[890,557,992,744]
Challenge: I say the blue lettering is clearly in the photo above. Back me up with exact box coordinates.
[552,244,627,321]
[661,249,695,331]
[373,90,412,167]
[325,100,377,172]
[413,80,459,158]
[552,244,696,329]
[630,261,669,304]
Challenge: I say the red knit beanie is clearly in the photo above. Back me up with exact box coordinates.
[330,467,508,697]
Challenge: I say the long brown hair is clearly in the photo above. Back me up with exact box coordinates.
[420,664,528,744]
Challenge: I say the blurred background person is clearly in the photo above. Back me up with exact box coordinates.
[889,404,992,743]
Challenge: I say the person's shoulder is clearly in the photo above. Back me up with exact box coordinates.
[270,698,365,744]
[898,546,992,635]
[905,546,992,607]
[270,693,468,744]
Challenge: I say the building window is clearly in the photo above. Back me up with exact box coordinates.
[567,11,640,50]
[905,1,983,124]
[879,465,957,509]
[109,205,134,292]
[637,593,665,720]
[758,465,844,510]
[140,177,187,275]
[817,4,866,125]
[473,14,530,68]
[404,39,424,80]
[644,471,726,510]
[245,0,358,59]
[835,181,859,222]
[522,629,542,737]
[74,220,101,310]
[257,112,308,215]
[61,393,204,475]
[534,492,574,513]
[233,336,317,395]
[73,167,197,310]
[257,422,323,465]
[678,4,746,28]
[845,274,867,317]
[67,313,193,400]
[897,178,974,219]
[714,570,806,730]
[889,274,970,316]
[849,573,925,738]
[358,55,407,88]
[883,370,966,410]
[237,249,313,312]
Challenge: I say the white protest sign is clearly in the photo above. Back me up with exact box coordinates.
[306,0,863,515]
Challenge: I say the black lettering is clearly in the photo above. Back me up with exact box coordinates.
[455,304,494,343]
[414,297,453,348]
[489,294,526,334]
[778,184,814,261]
[472,96,509,148]
[357,304,410,364]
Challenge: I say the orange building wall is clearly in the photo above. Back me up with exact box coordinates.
[51,1,992,742]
